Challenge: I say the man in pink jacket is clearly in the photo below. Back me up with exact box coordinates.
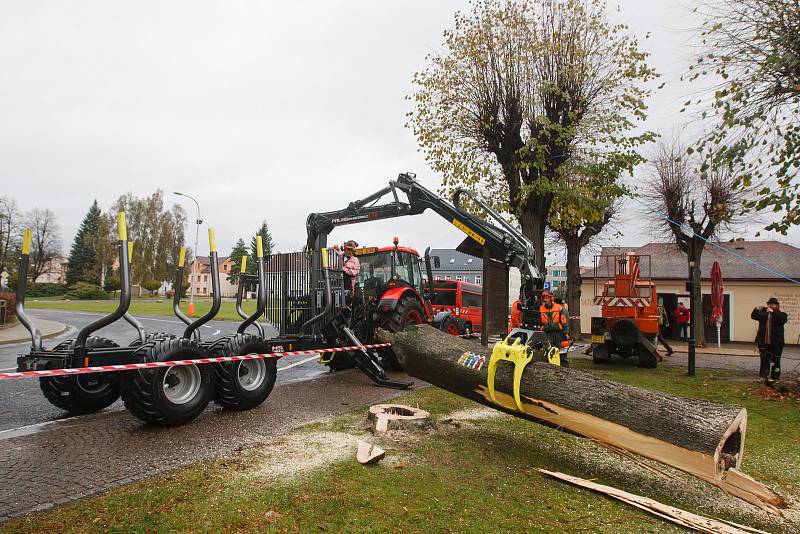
[340,240,361,292]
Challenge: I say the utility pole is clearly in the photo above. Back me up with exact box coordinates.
[687,258,696,376]
[174,192,202,316]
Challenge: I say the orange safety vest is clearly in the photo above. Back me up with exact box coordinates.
[508,300,523,333]
[539,302,567,333]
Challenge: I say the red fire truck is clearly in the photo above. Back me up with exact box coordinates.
[429,280,482,335]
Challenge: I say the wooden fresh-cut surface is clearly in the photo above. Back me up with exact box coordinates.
[379,325,785,513]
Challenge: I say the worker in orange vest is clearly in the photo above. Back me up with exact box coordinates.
[508,299,523,333]
[540,290,570,350]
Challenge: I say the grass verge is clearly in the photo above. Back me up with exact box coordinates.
[5,362,799,533]
[26,298,258,323]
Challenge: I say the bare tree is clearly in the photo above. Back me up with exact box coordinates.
[686,0,800,234]
[644,140,754,347]
[25,208,62,282]
[0,197,21,275]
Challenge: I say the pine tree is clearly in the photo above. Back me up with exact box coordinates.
[249,221,275,267]
[227,238,249,284]
[66,200,102,285]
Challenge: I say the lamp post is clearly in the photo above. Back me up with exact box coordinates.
[174,192,202,316]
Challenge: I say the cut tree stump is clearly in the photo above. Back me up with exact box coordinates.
[378,325,785,514]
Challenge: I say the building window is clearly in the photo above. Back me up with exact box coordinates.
[435,275,443,280]
[466,258,473,264]
[449,258,455,264]
[203,275,208,282]
[475,275,481,285]
[456,275,463,282]
[197,275,201,282]
[553,280,559,287]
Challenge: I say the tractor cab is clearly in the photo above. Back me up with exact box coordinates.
[354,244,426,300]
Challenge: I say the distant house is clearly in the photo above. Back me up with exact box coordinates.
[34,255,68,284]
[580,240,800,344]
[188,256,237,298]
[428,248,484,285]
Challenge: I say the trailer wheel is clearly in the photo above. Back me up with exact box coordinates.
[211,334,277,411]
[592,344,610,364]
[39,337,121,415]
[129,332,176,347]
[121,338,213,427]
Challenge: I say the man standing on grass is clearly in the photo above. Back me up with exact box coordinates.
[751,297,788,383]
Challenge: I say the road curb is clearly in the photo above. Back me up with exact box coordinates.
[0,322,68,346]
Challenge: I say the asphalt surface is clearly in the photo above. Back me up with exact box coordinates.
[0,309,327,433]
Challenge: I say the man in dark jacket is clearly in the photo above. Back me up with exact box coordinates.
[751,297,788,382]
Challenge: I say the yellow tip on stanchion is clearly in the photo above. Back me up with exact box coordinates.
[208,228,216,253]
[240,255,248,273]
[178,247,186,268]
[22,229,32,255]
[127,242,133,263]
[256,235,263,258]
[321,247,328,269]
[117,212,127,241]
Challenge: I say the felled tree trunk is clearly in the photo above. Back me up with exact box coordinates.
[379,325,785,514]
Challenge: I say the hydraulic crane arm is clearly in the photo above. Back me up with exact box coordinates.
[306,173,545,326]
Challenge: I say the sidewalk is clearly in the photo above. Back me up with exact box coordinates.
[0,320,67,346]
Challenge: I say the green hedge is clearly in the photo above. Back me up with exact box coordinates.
[27,283,68,297]
[66,282,109,300]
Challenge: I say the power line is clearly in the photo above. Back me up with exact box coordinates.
[628,195,800,285]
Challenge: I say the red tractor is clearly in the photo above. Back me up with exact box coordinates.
[350,240,467,342]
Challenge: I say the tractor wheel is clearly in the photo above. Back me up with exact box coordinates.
[121,338,213,427]
[129,332,176,347]
[592,344,610,364]
[39,337,121,415]
[441,316,461,336]
[379,294,426,368]
[211,334,277,411]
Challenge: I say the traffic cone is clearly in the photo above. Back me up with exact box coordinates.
[188,302,195,317]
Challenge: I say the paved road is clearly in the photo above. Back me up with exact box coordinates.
[0,310,328,433]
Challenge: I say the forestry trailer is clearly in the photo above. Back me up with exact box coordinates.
[590,253,660,368]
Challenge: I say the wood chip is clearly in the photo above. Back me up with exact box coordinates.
[355,439,385,465]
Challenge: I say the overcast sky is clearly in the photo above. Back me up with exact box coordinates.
[1,0,797,268]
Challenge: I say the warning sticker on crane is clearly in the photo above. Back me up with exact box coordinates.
[451,219,486,246]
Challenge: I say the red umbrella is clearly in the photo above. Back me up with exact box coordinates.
[710,261,724,325]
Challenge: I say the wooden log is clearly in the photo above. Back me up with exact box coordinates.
[356,440,386,465]
[379,325,785,513]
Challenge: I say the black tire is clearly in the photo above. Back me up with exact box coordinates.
[441,316,461,336]
[211,334,277,411]
[129,332,176,347]
[592,344,610,364]
[610,319,640,347]
[39,337,121,415]
[121,337,213,427]
[378,293,427,368]
[636,346,659,369]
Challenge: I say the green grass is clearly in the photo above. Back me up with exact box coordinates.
[5,363,799,533]
[26,298,258,323]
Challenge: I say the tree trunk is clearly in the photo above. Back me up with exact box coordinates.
[688,239,706,347]
[564,237,582,337]
[519,210,547,274]
[379,325,784,513]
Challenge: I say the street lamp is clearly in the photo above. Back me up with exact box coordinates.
[174,192,203,316]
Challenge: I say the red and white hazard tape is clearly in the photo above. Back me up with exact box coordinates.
[0,343,392,381]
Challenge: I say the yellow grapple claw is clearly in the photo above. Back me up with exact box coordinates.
[547,346,561,366]
[487,336,533,412]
